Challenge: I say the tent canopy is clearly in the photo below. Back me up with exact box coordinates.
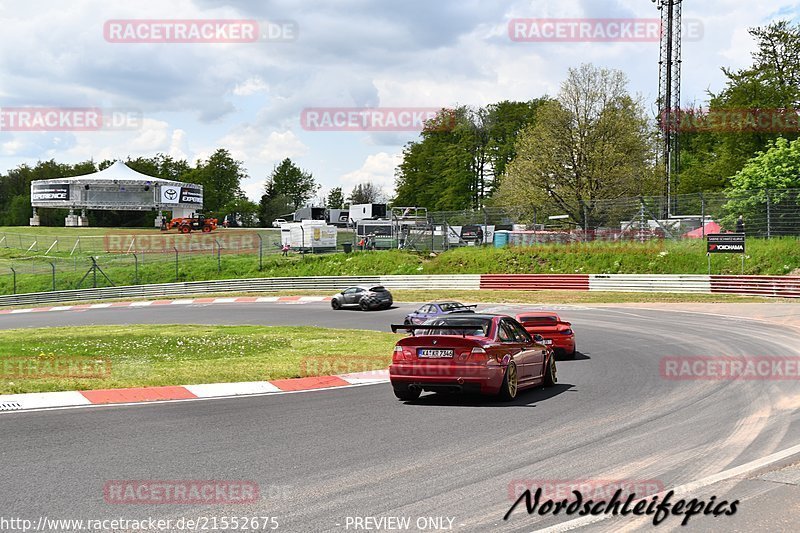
[39,160,179,184]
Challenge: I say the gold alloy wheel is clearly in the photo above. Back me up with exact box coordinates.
[507,363,518,398]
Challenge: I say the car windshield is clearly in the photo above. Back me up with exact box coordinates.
[521,316,558,325]
[422,316,491,337]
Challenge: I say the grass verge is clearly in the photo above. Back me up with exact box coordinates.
[0,237,798,296]
[0,325,398,394]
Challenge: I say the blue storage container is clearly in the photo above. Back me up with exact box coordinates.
[494,230,509,248]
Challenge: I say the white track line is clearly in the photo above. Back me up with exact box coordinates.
[532,442,800,532]
[0,380,386,415]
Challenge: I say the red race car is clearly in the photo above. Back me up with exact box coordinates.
[390,314,557,401]
[515,312,576,359]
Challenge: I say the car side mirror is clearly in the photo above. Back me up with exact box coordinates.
[533,334,545,343]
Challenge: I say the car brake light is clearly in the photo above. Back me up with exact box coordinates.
[393,346,406,362]
[467,347,489,363]
[562,328,573,335]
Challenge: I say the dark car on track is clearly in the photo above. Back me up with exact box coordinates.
[331,285,393,311]
[389,314,556,401]
[403,301,477,325]
[515,312,576,359]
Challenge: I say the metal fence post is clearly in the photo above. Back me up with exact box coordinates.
[700,193,705,238]
[174,246,179,281]
[583,204,588,239]
[10,267,16,294]
[215,239,221,273]
[48,261,56,291]
[257,233,263,270]
[765,189,771,238]
[132,253,139,284]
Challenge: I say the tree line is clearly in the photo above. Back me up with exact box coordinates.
[0,149,382,227]
[394,20,800,227]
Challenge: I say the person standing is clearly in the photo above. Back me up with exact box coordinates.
[736,215,745,234]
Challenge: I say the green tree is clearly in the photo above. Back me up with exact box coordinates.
[721,136,800,231]
[348,182,383,204]
[270,158,317,209]
[185,149,247,216]
[394,101,546,210]
[678,20,800,193]
[327,187,344,209]
[258,178,294,227]
[496,64,659,226]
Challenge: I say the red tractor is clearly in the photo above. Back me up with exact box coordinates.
[163,214,218,233]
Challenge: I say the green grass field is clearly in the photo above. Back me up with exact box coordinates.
[0,325,398,394]
[0,230,797,297]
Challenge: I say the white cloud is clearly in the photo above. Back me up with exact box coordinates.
[339,152,401,197]
[233,77,270,96]
[259,130,309,160]
[1,0,799,189]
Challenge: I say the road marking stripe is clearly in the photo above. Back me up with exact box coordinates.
[532,442,800,532]
[185,381,282,397]
[0,381,383,414]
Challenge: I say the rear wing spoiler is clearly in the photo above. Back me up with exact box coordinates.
[447,305,478,313]
[391,324,488,336]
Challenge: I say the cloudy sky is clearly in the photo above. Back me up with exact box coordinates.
[1,0,798,202]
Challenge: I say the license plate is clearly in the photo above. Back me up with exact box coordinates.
[418,349,454,358]
[543,339,553,345]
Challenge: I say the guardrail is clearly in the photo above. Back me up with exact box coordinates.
[711,276,800,298]
[481,274,590,291]
[589,274,711,294]
[0,274,797,307]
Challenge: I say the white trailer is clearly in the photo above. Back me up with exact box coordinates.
[280,220,337,251]
[348,203,387,223]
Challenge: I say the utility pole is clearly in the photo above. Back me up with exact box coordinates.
[656,0,683,218]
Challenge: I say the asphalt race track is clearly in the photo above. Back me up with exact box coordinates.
[2,301,800,532]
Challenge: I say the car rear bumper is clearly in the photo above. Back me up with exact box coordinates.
[543,335,575,354]
[362,296,393,309]
[389,363,506,395]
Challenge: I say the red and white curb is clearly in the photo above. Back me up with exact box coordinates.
[0,369,389,413]
[0,296,333,315]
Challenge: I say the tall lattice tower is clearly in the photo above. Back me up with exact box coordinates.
[656,0,682,217]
